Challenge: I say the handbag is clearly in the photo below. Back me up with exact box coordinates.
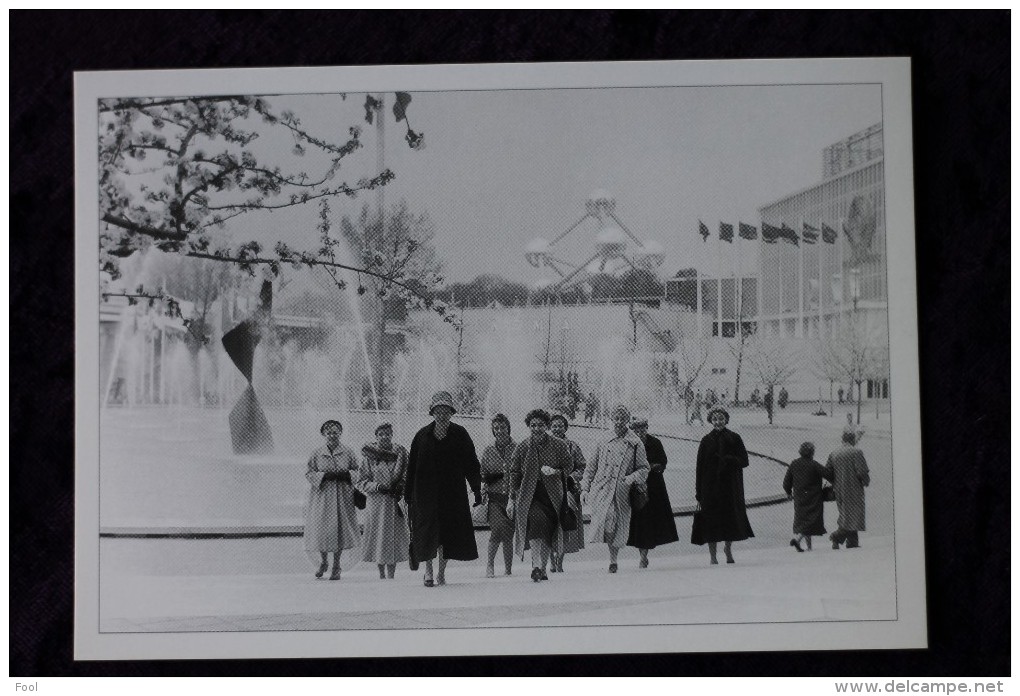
[352,488,367,510]
[690,502,706,544]
[406,500,419,571]
[630,482,649,511]
[559,472,578,532]
[821,485,836,503]
[628,444,649,511]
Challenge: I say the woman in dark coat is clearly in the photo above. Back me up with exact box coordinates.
[627,417,679,567]
[782,441,832,552]
[549,413,585,573]
[691,405,754,564]
[508,409,574,582]
[405,391,483,587]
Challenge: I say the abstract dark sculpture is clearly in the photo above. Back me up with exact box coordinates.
[222,281,274,455]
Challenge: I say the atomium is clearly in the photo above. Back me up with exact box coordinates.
[524,189,664,294]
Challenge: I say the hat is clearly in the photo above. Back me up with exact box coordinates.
[610,404,631,419]
[706,405,730,424]
[428,391,457,415]
[629,415,649,428]
[374,422,393,435]
[320,419,343,435]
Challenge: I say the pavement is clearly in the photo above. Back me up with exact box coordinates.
[99,501,897,633]
[96,403,897,633]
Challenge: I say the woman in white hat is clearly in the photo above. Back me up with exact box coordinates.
[304,419,360,580]
[404,391,483,587]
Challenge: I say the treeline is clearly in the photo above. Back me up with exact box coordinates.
[433,269,664,308]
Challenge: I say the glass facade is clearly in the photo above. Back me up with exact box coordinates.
[757,123,886,338]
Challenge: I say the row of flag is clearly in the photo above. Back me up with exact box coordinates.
[699,220,840,246]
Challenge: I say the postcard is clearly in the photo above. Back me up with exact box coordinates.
[75,57,923,659]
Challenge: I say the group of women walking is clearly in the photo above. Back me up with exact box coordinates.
[303,391,868,585]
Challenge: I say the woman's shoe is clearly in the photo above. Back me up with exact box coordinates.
[790,538,804,553]
[423,575,435,587]
[329,568,342,581]
[436,574,446,586]
[540,569,549,581]
[531,567,543,582]
[485,566,495,579]
[315,560,328,579]
[608,563,618,574]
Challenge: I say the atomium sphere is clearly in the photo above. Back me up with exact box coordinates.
[524,237,551,267]
[634,239,665,269]
[595,226,627,258]
[586,189,616,216]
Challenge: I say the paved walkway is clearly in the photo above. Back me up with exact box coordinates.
[97,408,898,633]
[100,521,897,633]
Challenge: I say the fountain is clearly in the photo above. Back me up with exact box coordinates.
[97,192,788,537]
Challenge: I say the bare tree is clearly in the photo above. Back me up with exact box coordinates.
[810,329,846,418]
[747,334,798,425]
[817,310,886,425]
[670,333,711,424]
[148,254,241,349]
[339,201,444,398]
[726,304,757,405]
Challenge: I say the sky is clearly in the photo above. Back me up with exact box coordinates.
[202,83,882,286]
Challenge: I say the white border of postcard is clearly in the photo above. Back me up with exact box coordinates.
[74,57,924,660]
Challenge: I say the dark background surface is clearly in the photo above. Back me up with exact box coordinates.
[10,10,1009,676]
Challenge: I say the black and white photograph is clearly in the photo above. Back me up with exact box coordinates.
[73,58,925,660]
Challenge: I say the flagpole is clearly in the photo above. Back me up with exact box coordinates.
[777,222,784,338]
[798,217,805,339]
[757,221,764,337]
[838,216,845,334]
[736,224,742,330]
[716,222,722,340]
[817,221,824,334]
[696,264,701,337]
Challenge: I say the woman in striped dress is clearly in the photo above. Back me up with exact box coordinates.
[479,413,515,578]
[357,423,409,579]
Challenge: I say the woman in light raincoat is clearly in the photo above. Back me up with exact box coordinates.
[304,419,361,581]
[581,404,649,573]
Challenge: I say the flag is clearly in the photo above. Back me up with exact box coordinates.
[821,223,838,244]
[781,223,800,246]
[699,220,709,242]
[739,222,758,240]
[762,222,782,243]
[392,92,412,122]
[802,223,819,244]
[719,222,734,243]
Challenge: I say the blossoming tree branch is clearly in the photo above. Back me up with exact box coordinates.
[97,93,456,325]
